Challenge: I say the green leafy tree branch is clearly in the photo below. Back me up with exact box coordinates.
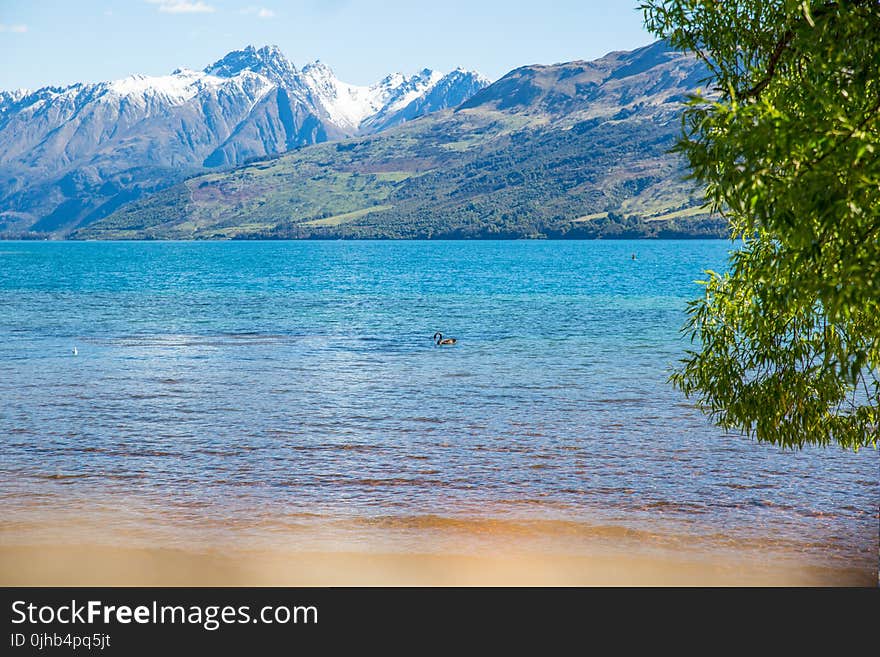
[641,0,879,448]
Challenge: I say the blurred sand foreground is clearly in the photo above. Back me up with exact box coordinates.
[3,499,875,586]
[2,521,873,587]
[0,543,872,586]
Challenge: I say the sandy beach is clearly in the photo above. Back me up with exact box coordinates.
[1,542,871,587]
[2,503,873,587]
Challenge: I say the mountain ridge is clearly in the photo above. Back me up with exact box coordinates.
[0,45,490,236]
[76,40,725,241]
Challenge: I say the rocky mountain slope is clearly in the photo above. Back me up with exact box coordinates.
[0,45,489,235]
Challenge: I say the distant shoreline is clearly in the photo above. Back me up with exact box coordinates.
[0,235,732,242]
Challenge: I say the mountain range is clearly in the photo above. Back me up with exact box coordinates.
[2,41,724,240]
[0,45,489,235]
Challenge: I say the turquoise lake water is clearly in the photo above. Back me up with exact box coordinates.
[0,241,876,566]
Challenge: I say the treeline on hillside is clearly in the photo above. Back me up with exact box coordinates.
[232,212,728,240]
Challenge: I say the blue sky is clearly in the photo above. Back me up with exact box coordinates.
[1,1,654,90]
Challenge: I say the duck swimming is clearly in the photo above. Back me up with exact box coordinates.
[433,332,457,346]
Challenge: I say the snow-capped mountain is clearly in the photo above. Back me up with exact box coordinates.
[0,89,30,114]
[204,44,299,83]
[363,67,491,133]
[0,45,489,234]
[301,64,454,132]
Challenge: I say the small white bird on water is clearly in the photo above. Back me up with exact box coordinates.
[72,346,78,356]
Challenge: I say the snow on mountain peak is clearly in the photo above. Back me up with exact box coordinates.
[373,69,443,114]
[300,62,381,130]
[200,46,489,129]
[377,72,406,89]
[204,44,297,82]
[0,89,31,116]
[3,45,489,145]
[298,60,488,131]
[302,60,334,76]
[104,68,224,105]
[0,89,30,110]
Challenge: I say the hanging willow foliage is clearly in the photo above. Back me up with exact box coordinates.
[641,0,879,449]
